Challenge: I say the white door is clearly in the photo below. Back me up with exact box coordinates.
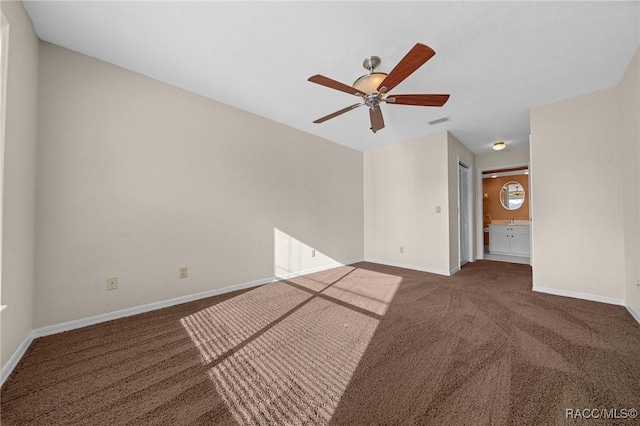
[459,163,470,266]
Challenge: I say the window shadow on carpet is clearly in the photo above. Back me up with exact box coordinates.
[181,266,402,425]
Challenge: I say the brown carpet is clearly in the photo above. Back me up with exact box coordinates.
[1,261,639,425]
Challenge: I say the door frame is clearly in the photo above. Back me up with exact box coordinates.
[0,12,9,310]
[457,159,473,270]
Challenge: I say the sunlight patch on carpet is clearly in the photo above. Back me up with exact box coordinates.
[181,267,401,425]
[181,281,312,364]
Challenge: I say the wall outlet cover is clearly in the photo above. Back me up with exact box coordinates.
[106,277,118,291]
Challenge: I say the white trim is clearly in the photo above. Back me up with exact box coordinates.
[1,331,34,386]
[33,258,362,337]
[476,165,484,261]
[532,286,625,306]
[0,11,11,310]
[364,258,452,276]
[625,303,640,325]
[34,261,366,339]
[32,276,274,338]
[275,258,364,280]
[528,134,534,268]
[481,169,528,179]
[0,14,12,388]
[457,158,473,270]
[2,259,364,385]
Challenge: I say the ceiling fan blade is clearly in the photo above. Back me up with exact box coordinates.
[385,94,450,107]
[308,75,367,97]
[313,103,363,124]
[377,43,436,94]
[369,107,385,133]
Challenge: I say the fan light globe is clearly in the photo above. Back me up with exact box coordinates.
[353,72,388,95]
[493,141,506,151]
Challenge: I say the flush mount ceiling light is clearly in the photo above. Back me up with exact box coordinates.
[493,141,506,150]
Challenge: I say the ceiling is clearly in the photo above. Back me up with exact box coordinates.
[23,1,639,154]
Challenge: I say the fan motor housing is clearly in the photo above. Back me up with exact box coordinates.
[364,93,382,108]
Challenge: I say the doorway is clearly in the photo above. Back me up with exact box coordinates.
[476,163,531,265]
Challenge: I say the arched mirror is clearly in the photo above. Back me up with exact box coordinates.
[500,181,525,210]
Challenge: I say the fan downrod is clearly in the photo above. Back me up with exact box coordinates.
[362,56,381,72]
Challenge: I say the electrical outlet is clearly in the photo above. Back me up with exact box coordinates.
[311,249,316,257]
[436,206,441,213]
[179,267,188,279]
[106,277,118,291]
[400,246,404,254]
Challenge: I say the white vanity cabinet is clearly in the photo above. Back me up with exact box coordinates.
[489,225,530,256]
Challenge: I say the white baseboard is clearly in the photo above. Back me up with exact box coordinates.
[32,276,277,339]
[2,258,364,386]
[532,286,625,306]
[275,258,364,280]
[4,276,281,386]
[625,303,640,325]
[1,331,35,387]
[364,258,452,276]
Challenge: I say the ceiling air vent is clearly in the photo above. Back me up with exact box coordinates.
[428,116,451,126]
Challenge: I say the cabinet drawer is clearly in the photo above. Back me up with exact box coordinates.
[489,225,529,234]
[489,225,509,234]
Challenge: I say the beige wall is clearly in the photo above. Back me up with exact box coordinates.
[364,132,449,274]
[364,131,472,275]
[530,87,626,302]
[619,48,640,312]
[0,0,38,367]
[476,147,529,171]
[34,42,363,328]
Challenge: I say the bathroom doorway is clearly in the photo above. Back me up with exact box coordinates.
[477,163,531,265]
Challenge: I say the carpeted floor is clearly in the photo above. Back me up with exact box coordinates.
[2,261,639,425]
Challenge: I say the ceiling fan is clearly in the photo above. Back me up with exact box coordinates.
[308,43,449,133]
